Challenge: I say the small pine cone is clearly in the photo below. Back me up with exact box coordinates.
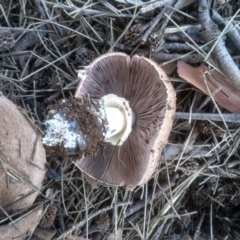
[217,2,233,18]
[76,47,97,66]
[48,72,63,90]
[39,205,58,228]
[89,26,106,44]
[34,54,54,67]
[183,161,199,176]
[30,67,63,89]
[149,31,165,52]
[198,121,212,135]
[95,212,110,230]
[124,23,143,47]
[0,29,15,50]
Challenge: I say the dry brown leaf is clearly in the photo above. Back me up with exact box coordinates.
[177,61,240,114]
[32,226,56,240]
[0,206,43,240]
[107,228,122,240]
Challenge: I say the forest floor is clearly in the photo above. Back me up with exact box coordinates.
[1,0,240,239]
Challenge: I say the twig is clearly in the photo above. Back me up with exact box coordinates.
[151,52,204,63]
[125,209,144,223]
[152,219,168,240]
[141,5,171,43]
[193,210,205,240]
[125,173,179,218]
[56,201,132,239]
[163,42,209,52]
[211,9,240,54]
[140,0,176,14]
[198,0,240,90]
[175,112,240,123]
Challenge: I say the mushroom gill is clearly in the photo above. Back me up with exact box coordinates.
[74,53,176,186]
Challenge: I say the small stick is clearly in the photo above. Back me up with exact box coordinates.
[140,0,176,14]
[175,112,240,123]
[163,42,209,52]
[150,52,204,63]
[56,201,132,239]
[125,209,144,223]
[211,9,240,54]
[193,210,205,240]
[125,173,179,218]
[198,0,240,90]
[141,5,171,43]
[152,219,167,240]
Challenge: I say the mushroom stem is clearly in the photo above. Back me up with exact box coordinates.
[42,94,133,157]
[101,107,125,140]
[99,94,133,145]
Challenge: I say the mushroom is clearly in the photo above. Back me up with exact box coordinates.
[74,53,176,186]
[0,94,46,214]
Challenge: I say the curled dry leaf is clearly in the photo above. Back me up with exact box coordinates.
[0,206,43,240]
[177,61,240,114]
[0,95,46,213]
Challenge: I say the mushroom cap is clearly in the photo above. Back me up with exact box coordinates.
[0,206,43,239]
[0,95,46,213]
[74,53,176,186]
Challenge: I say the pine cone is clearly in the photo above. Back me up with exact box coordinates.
[89,26,106,44]
[76,47,97,66]
[31,68,62,89]
[0,29,15,50]
[95,212,110,230]
[149,31,165,52]
[124,23,143,47]
[39,205,58,229]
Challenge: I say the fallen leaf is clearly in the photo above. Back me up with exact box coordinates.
[32,226,56,240]
[107,228,122,240]
[177,61,240,114]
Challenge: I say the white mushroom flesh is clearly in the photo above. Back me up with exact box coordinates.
[100,94,133,145]
[42,113,88,150]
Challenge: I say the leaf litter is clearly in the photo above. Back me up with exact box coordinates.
[1,0,240,239]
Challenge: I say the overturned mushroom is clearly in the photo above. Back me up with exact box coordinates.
[75,53,176,186]
[0,94,46,236]
[43,53,176,186]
